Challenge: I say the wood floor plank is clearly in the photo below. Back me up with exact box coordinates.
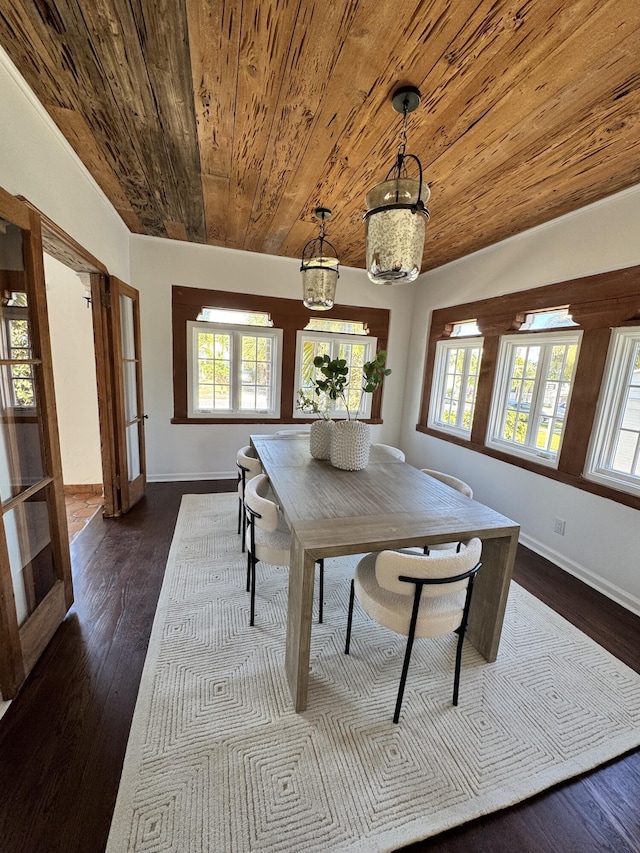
[0,481,637,853]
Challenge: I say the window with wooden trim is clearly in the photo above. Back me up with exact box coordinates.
[171,286,390,425]
[586,327,640,497]
[417,263,640,510]
[294,330,378,419]
[487,331,581,467]
[428,336,483,437]
[187,320,282,418]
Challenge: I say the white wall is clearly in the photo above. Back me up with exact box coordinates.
[400,185,640,614]
[0,46,130,279]
[130,236,415,481]
[45,254,102,485]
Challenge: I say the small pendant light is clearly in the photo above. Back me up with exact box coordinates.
[300,207,340,310]
[364,86,430,284]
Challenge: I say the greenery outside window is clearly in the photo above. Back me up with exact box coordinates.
[186,320,282,418]
[586,327,640,497]
[294,330,377,419]
[487,331,581,466]
[428,336,483,437]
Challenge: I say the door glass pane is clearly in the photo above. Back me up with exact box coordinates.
[126,423,140,481]
[123,361,138,421]
[0,363,45,502]
[5,494,55,626]
[120,294,135,359]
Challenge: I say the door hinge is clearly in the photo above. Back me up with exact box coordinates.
[114,474,121,489]
[100,290,111,309]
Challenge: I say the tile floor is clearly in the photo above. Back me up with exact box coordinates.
[64,486,104,543]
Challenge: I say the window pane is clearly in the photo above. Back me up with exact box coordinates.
[126,423,140,481]
[0,364,45,501]
[490,333,580,464]
[4,495,55,626]
[195,331,230,412]
[430,339,483,435]
[198,308,271,325]
[587,332,640,494]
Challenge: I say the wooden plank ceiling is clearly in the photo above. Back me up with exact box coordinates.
[0,0,639,273]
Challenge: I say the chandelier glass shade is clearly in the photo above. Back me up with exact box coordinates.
[300,207,339,310]
[364,87,430,285]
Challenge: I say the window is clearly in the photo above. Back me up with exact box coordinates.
[295,330,377,419]
[586,327,640,496]
[187,320,282,418]
[172,286,390,423]
[487,331,581,466]
[428,337,483,437]
[1,293,36,409]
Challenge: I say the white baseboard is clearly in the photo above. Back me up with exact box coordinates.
[147,472,236,483]
[519,532,640,617]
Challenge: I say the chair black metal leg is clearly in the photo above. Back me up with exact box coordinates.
[453,628,465,705]
[393,583,423,723]
[345,579,355,654]
[317,559,324,624]
[246,548,251,592]
[452,572,477,705]
[249,554,257,626]
[394,632,416,723]
[241,504,247,552]
[237,496,242,534]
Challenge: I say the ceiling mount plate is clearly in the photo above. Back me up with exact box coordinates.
[315,207,332,220]
[392,85,421,114]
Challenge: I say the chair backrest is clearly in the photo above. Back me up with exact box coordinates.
[375,538,482,597]
[372,443,405,461]
[237,445,261,479]
[244,474,281,532]
[420,468,473,499]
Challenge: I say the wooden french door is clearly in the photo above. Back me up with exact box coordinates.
[0,189,73,699]
[108,277,146,513]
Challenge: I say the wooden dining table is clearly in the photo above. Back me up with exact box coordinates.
[251,434,520,712]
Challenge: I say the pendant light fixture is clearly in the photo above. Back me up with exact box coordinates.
[364,86,430,284]
[300,207,340,310]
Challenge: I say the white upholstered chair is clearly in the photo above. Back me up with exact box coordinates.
[236,445,261,552]
[345,538,482,723]
[420,469,473,552]
[372,443,405,461]
[244,474,324,627]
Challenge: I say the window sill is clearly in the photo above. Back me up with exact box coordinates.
[172,417,383,425]
[416,423,640,511]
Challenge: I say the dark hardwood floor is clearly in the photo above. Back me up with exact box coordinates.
[0,481,638,853]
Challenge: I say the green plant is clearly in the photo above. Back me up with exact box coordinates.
[296,388,330,419]
[309,350,391,419]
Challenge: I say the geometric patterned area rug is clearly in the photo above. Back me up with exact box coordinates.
[106,493,640,853]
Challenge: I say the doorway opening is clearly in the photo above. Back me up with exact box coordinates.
[44,253,103,542]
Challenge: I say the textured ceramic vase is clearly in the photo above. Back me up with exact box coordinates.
[330,420,371,471]
[309,419,334,460]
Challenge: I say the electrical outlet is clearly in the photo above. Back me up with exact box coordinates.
[554,518,566,535]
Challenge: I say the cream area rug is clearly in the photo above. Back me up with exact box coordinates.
[107,493,640,853]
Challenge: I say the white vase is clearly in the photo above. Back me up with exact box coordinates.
[330,420,371,471]
[309,419,334,460]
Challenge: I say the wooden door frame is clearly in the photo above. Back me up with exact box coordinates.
[0,188,72,697]
[19,199,123,516]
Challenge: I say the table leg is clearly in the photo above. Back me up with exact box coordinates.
[284,531,316,711]
[466,531,519,662]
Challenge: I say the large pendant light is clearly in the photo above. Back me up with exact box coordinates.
[300,207,340,310]
[364,86,430,284]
